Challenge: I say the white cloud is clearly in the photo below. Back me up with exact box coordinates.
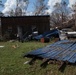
[47,0,61,13]
[2,0,16,14]
[69,0,76,7]
[47,0,76,14]
[2,0,28,15]
[48,0,61,6]
[2,0,76,15]
[26,11,33,15]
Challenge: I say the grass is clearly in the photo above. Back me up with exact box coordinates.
[0,41,76,75]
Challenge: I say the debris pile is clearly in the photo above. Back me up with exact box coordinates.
[23,40,76,71]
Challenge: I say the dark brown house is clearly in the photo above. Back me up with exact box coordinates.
[0,15,50,39]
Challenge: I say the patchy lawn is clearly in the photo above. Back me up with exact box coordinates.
[0,41,76,75]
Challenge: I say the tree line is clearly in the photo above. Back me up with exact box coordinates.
[0,0,76,29]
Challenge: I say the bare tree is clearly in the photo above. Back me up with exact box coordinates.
[50,1,71,28]
[15,0,29,16]
[0,0,3,7]
[34,0,47,15]
[18,0,29,15]
[9,9,15,16]
[3,0,29,16]
[72,3,76,30]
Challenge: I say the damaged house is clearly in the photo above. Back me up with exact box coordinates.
[0,15,50,40]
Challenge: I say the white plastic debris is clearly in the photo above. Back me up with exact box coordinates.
[24,61,30,64]
[0,46,4,48]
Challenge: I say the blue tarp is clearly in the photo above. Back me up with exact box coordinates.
[33,29,59,40]
[24,40,76,64]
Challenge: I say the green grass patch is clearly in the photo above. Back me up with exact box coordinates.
[0,41,76,75]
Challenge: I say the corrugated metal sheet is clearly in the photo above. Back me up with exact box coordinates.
[24,40,76,63]
[33,29,59,40]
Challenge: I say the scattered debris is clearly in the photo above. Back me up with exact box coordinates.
[59,31,68,40]
[9,40,15,42]
[24,61,30,64]
[0,46,4,48]
[12,44,19,48]
[23,40,76,71]
[33,29,59,40]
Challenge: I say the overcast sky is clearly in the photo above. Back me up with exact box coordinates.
[1,0,76,14]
